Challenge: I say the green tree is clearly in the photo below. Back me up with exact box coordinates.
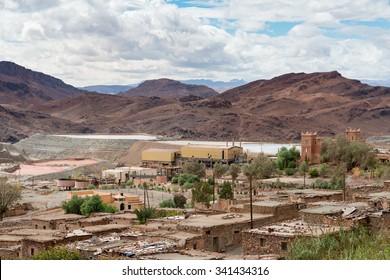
[173,194,187,208]
[182,161,206,178]
[62,195,85,215]
[308,168,319,178]
[229,164,241,185]
[321,135,377,171]
[0,179,21,221]
[191,181,213,207]
[159,198,176,208]
[33,246,81,260]
[213,163,229,179]
[80,195,105,216]
[243,155,276,229]
[219,181,233,200]
[276,146,300,170]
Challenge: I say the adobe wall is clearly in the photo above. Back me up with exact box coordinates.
[20,239,61,259]
[243,231,292,257]
[0,247,20,260]
[243,203,299,222]
[289,193,343,204]
[31,220,53,230]
[346,185,390,201]
[369,211,390,231]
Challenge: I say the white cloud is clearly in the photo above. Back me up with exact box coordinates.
[1,0,390,86]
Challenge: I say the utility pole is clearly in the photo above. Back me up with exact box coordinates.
[249,175,253,229]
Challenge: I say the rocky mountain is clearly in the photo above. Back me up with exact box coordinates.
[0,104,93,143]
[0,61,84,105]
[118,78,218,98]
[221,71,390,139]
[1,64,389,143]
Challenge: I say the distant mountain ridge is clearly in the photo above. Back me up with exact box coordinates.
[81,84,136,94]
[118,78,218,98]
[82,79,246,94]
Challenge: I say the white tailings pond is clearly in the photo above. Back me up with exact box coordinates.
[56,134,300,155]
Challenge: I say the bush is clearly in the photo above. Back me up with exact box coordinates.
[310,178,331,189]
[62,195,85,215]
[135,207,155,224]
[63,195,117,217]
[319,163,329,177]
[309,168,319,178]
[285,168,296,176]
[103,204,118,213]
[33,246,81,260]
[288,226,390,260]
[159,198,176,208]
[219,181,233,200]
[88,184,95,190]
[174,194,187,208]
[183,182,193,190]
[171,177,179,184]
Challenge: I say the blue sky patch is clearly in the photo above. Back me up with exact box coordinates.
[261,22,302,36]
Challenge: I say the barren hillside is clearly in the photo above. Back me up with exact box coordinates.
[118,78,218,98]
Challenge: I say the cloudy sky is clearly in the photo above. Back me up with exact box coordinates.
[1,0,390,86]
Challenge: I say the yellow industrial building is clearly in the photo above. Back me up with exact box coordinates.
[141,148,179,165]
[181,145,244,163]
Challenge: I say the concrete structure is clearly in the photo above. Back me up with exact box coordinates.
[177,213,274,252]
[67,190,144,211]
[56,178,89,190]
[181,145,244,165]
[102,166,158,183]
[242,220,342,257]
[300,132,322,164]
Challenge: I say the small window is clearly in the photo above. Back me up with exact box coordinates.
[128,205,132,210]
[205,230,211,235]
[193,244,197,250]
[234,230,240,234]
[260,238,266,247]
[43,226,46,230]
[31,248,35,256]
[35,225,38,229]
[281,242,288,251]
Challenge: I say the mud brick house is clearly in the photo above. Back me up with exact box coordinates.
[176,213,274,252]
[230,200,300,221]
[242,220,341,257]
[346,182,390,202]
[299,202,369,227]
[286,189,343,204]
[31,214,83,230]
